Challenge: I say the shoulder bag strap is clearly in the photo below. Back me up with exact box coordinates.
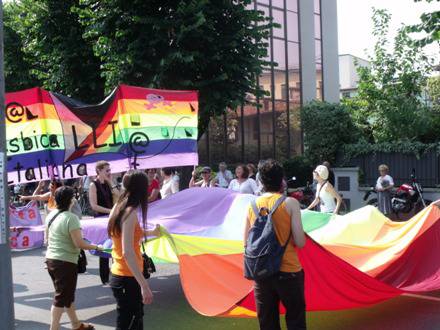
[47,211,63,230]
[46,211,64,242]
[316,180,328,201]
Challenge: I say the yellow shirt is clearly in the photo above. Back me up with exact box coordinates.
[247,193,302,273]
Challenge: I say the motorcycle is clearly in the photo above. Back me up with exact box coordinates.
[391,169,431,216]
[363,188,380,207]
[363,169,431,219]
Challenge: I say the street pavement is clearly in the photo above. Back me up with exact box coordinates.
[12,247,440,330]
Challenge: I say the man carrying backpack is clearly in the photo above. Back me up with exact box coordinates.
[244,159,306,330]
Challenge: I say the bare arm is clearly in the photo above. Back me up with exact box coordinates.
[33,181,46,196]
[243,214,251,246]
[285,197,306,248]
[148,189,160,202]
[122,210,153,304]
[326,184,342,214]
[21,191,51,202]
[307,196,320,210]
[384,178,394,191]
[89,183,112,214]
[70,229,100,250]
[195,180,205,187]
[189,176,200,187]
[144,224,161,237]
[110,184,120,204]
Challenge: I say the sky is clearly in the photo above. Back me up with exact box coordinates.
[337,0,440,60]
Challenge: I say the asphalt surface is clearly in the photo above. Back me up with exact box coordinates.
[12,248,440,330]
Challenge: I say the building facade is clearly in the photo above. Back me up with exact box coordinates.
[198,0,340,166]
[339,54,370,99]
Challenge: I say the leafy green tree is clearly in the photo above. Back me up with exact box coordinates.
[3,3,41,92]
[407,0,440,47]
[8,0,105,102]
[427,76,440,111]
[345,8,435,143]
[76,0,272,136]
[301,101,359,165]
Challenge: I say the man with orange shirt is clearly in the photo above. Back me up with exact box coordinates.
[244,159,306,330]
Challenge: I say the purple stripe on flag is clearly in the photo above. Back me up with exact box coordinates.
[7,139,197,171]
[148,188,239,233]
[8,152,198,185]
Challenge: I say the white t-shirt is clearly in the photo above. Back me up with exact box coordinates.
[376,175,394,190]
[228,178,258,194]
[216,170,233,188]
[160,176,179,199]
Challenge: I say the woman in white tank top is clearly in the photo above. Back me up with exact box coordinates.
[307,165,342,214]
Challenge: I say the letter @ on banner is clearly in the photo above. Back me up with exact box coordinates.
[0,152,7,244]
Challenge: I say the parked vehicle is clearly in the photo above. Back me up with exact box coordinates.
[287,177,315,209]
[391,169,431,216]
[363,188,380,207]
[363,169,431,219]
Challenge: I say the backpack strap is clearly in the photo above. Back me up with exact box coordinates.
[270,196,291,248]
[251,195,286,218]
[269,195,287,215]
[250,200,260,218]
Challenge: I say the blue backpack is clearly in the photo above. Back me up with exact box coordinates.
[244,196,291,281]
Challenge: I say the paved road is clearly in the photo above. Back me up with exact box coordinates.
[12,248,440,330]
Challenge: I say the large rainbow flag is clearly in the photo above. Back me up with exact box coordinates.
[78,188,440,316]
[5,85,198,185]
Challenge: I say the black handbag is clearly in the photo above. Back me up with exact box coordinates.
[77,249,87,274]
[47,211,87,273]
[141,239,156,279]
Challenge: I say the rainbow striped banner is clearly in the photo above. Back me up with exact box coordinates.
[4,85,199,184]
[77,188,440,317]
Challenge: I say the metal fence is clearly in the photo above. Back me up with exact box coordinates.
[337,152,440,188]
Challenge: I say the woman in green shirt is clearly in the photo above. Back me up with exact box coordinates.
[46,186,101,330]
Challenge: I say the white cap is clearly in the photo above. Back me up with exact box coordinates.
[314,165,329,180]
